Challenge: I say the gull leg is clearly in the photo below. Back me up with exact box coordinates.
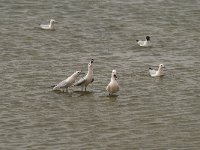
[65,88,68,92]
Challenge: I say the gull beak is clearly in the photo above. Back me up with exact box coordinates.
[114,74,117,79]
[91,59,94,64]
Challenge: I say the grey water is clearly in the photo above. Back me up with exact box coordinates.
[0,0,200,149]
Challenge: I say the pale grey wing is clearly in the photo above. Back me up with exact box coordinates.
[106,84,110,92]
[137,40,144,46]
[74,78,86,86]
[40,24,49,29]
[53,80,70,90]
[149,68,156,76]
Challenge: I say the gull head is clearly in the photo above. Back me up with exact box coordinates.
[88,59,94,69]
[75,70,85,76]
[73,71,85,77]
[50,19,57,24]
[159,64,165,68]
[146,36,150,41]
[159,64,166,71]
[112,70,117,79]
[90,59,94,64]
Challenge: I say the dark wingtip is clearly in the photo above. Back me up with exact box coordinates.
[50,85,56,88]
[136,40,139,42]
[149,67,153,70]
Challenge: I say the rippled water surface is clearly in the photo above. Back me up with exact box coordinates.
[0,0,200,149]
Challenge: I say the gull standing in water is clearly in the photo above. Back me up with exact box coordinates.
[136,36,151,47]
[106,70,119,95]
[74,59,94,91]
[40,19,57,30]
[53,71,84,91]
[149,64,165,77]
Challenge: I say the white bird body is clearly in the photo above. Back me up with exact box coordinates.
[106,70,119,95]
[74,59,94,91]
[149,64,165,77]
[137,36,151,47]
[53,71,83,91]
[40,19,57,30]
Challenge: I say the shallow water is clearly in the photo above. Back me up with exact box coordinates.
[0,0,200,149]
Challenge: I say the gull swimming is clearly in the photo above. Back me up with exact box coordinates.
[74,59,94,91]
[136,36,151,47]
[149,64,165,77]
[53,71,84,91]
[40,19,57,30]
[106,70,119,95]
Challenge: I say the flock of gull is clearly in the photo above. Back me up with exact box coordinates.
[40,19,166,95]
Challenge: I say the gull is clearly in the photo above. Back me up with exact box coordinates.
[53,71,84,91]
[40,19,57,30]
[74,59,94,91]
[106,70,119,95]
[136,36,151,47]
[149,64,165,77]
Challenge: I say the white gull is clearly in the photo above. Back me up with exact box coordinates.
[40,19,57,30]
[136,36,151,47]
[149,64,165,77]
[106,70,119,95]
[53,71,84,91]
[74,59,94,91]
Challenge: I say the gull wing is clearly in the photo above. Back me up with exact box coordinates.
[74,78,86,86]
[137,40,144,46]
[106,84,110,92]
[40,24,49,29]
[53,79,70,90]
[149,68,156,76]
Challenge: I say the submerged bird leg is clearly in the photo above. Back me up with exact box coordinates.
[81,86,84,91]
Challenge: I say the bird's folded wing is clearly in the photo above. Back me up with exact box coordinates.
[106,85,110,91]
[74,78,86,86]
[149,69,156,76]
[137,41,143,45]
[54,80,69,90]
